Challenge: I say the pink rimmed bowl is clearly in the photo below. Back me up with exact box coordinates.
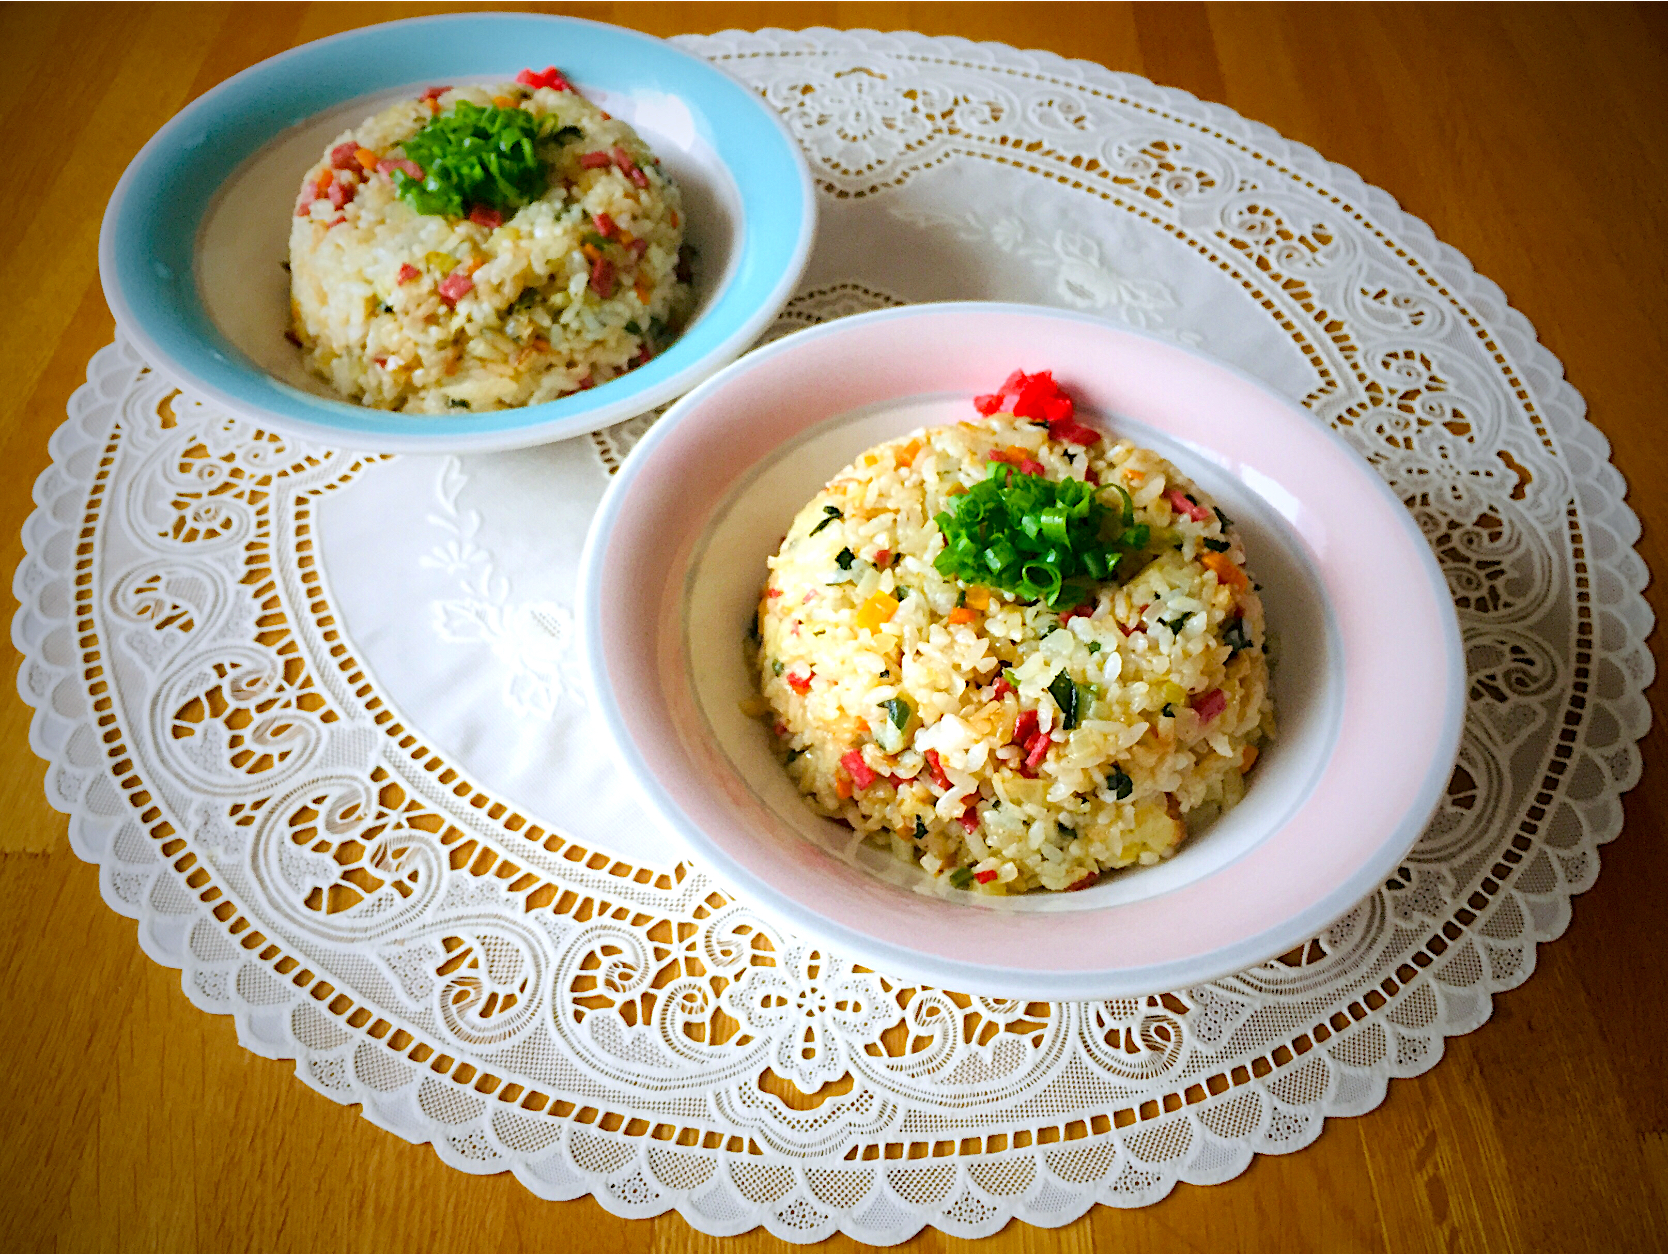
[579,303,1463,998]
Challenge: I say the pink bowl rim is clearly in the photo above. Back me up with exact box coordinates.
[579,302,1465,998]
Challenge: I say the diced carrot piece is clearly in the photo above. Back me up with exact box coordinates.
[354,147,379,172]
[895,438,923,468]
[946,606,977,625]
[835,773,853,800]
[963,586,990,611]
[1201,551,1249,590]
[634,274,652,304]
[1240,744,1259,773]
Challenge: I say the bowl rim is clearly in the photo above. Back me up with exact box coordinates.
[580,301,1467,998]
[98,11,817,454]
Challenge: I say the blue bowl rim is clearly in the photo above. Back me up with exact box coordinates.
[98,12,817,453]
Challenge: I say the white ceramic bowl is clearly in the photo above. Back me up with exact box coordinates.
[99,13,815,452]
[581,303,1464,998]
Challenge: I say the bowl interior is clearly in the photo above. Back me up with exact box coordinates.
[198,78,742,403]
[684,392,1342,913]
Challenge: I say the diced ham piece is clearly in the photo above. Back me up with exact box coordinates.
[592,212,617,238]
[1060,601,1095,623]
[786,669,813,695]
[958,807,980,834]
[378,157,424,180]
[329,142,361,170]
[1023,731,1052,773]
[1195,688,1228,724]
[923,749,953,792]
[468,204,503,229]
[840,750,877,791]
[590,255,616,298]
[397,262,421,284]
[437,269,474,304]
[613,146,650,188]
[420,85,451,100]
[991,675,1015,700]
[1167,488,1212,523]
[579,151,613,169]
[326,178,355,210]
[975,868,998,883]
[628,237,649,261]
[1011,710,1039,747]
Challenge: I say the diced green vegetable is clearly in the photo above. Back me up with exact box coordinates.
[949,867,974,888]
[1086,641,1101,654]
[1107,765,1133,799]
[882,697,911,731]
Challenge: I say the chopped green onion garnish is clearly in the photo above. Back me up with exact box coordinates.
[1086,641,1101,654]
[809,505,843,536]
[948,867,974,888]
[933,461,1143,608]
[395,101,547,219]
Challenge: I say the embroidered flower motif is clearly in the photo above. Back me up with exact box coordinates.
[720,945,897,1092]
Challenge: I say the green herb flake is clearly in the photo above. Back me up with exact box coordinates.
[1161,703,1175,718]
[624,320,641,335]
[395,100,548,219]
[835,547,856,570]
[881,697,912,731]
[1222,617,1253,656]
[771,658,784,676]
[914,815,928,841]
[1214,506,1232,530]
[1163,612,1193,634]
[1048,671,1080,730]
[446,397,471,410]
[1107,765,1134,800]
[809,505,843,536]
[1086,641,1101,654]
[1203,537,1230,552]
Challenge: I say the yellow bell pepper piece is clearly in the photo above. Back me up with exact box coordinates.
[854,591,899,633]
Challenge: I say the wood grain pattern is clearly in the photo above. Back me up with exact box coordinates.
[2,4,1663,1250]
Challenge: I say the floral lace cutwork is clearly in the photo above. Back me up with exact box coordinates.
[15,30,1651,1246]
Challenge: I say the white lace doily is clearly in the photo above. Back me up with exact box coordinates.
[15,29,1653,1244]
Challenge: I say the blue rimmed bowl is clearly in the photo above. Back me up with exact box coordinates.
[99,13,816,453]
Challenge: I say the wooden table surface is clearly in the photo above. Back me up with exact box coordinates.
[2,3,1663,1250]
